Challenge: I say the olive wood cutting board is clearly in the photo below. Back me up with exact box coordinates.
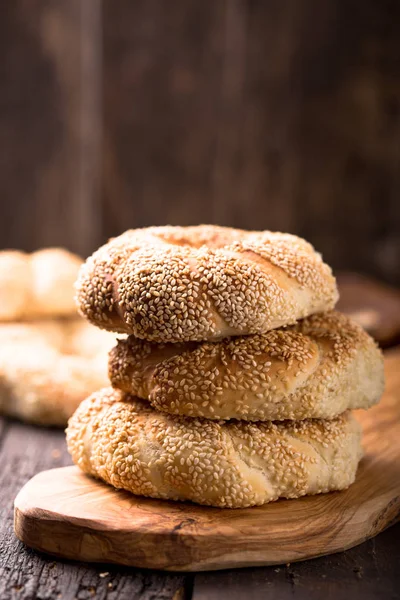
[14,349,400,572]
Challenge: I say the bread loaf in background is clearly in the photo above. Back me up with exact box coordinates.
[0,248,82,321]
[0,319,116,426]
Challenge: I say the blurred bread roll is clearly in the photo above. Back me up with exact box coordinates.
[0,319,117,426]
[0,251,31,321]
[0,248,82,321]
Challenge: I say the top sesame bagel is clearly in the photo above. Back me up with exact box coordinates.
[75,225,338,342]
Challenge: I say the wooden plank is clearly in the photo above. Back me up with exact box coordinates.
[224,0,301,233]
[294,0,400,286]
[191,525,400,600]
[102,0,400,285]
[0,0,399,282]
[13,350,400,572]
[0,0,102,257]
[101,0,299,235]
[102,0,226,234]
[0,422,188,600]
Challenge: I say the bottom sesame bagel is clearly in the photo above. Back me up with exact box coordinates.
[67,387,363,508]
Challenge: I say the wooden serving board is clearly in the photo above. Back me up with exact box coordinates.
[14,350,400,572]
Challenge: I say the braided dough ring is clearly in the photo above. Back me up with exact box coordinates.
[0,320,116,426]
[109,311,384,421]
[0,248,82,321]
[75,225,338,342]
[67,388,363,508]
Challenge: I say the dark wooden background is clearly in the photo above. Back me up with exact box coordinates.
[0,0,399,283]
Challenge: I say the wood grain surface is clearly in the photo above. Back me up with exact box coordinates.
[0,0,102,257]
[1,1,399,284]
[13,350,400,572]
[101,0,400,285]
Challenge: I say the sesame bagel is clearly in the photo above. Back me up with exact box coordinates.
[0,248,83,321]
[109,311,384,422]
[0,319,116,426]
[67,387,363,508]
[75,225,338,342]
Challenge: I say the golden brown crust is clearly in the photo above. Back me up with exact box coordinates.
[109,311,384,421]
[0,319,117,426]
[0,248,82,321]
[66,387,363,508]
[75,225,338,342]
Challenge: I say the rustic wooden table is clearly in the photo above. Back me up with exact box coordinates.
[0,404,399,600]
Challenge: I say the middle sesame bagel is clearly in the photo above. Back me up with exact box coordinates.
[109,311,384,421]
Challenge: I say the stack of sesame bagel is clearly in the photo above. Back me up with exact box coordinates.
[67,225,384,508]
